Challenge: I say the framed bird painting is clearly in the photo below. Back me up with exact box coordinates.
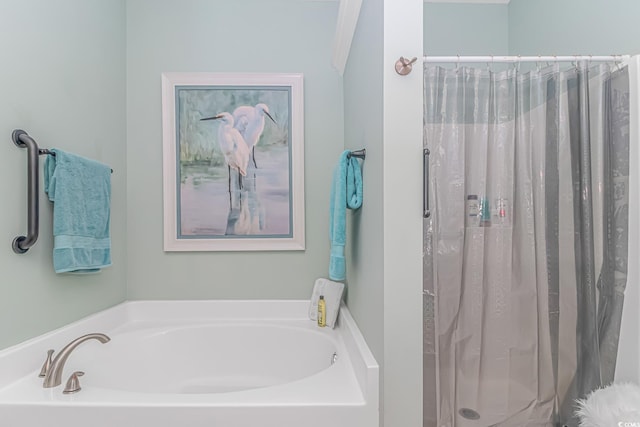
[161,73,305,251]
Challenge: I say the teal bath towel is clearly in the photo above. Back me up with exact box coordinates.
[329,150,363,281]
[44,149,112,273]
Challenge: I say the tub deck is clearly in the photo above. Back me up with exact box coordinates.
[0,300,379,427]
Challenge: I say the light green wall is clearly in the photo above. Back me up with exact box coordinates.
[425,0,640,57]
[344,0,384,390]
[0,0,127,349]
[424,3,509,55]
[125,0,343,299]
[509,0,640,56]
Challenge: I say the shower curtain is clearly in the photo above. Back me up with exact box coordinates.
[423,62,630,427]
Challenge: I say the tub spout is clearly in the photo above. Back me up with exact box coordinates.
[43,333,110,388]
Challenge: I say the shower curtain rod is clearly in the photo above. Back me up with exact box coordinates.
[423,55,630,63]
[394,55,631,75]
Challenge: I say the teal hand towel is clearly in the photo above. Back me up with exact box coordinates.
[329,150,363,281]
[44,149,112,273]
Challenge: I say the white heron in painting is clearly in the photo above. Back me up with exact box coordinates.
[200,112,250,192]
[232,103,277,168]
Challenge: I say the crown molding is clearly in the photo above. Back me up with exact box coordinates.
[331,0,363,75]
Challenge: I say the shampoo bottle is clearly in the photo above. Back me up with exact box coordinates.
[317,296,326,327]
[480,197,491,227]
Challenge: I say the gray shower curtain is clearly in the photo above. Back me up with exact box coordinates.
[423,62,630,427]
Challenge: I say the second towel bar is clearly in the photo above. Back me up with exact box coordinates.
[40,150,113,173]
[347,148,366,160]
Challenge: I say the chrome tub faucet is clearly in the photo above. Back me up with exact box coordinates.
[42,333,110,388]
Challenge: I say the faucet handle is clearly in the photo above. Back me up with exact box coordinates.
[38,349,54,378]
[63,371,85,394]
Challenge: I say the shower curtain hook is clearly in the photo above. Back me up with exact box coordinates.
[613,54,622,71]
[456,54,460,71]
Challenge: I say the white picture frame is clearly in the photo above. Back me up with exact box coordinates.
[161,73,305,251]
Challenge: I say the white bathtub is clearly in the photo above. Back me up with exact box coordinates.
[0,300,379,427]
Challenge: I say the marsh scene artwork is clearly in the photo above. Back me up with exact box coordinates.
[177,86,292,238]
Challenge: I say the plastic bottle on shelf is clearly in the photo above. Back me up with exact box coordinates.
[317,296,326,328]
[494,197,509,227]
[479,197,491,227]
[466,195,479,227]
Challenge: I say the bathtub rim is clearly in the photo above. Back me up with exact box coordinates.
[0,299,378,411]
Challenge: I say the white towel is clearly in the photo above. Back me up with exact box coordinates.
[576,382,640,427]
[309,278,345,329]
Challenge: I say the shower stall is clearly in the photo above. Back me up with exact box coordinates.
[422,56,636,427]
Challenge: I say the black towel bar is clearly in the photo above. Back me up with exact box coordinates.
[347,148,366,160]
[40,149,113,173]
